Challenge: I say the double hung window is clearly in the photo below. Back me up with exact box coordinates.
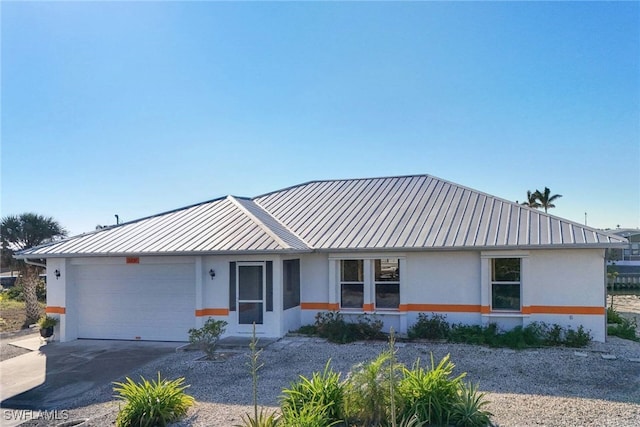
[491,258,521,311]
[339,258,401,310]
[374,259,400,309]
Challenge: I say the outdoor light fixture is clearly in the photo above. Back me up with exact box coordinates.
[209,269,216,279]
[54,269,61,279]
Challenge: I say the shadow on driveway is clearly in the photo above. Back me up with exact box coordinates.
[1,339,178,410]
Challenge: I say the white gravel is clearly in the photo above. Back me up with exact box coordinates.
[13,295,640,426]
[15,335,640,427]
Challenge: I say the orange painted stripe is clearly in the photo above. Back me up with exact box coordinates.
[300,303,604,316]
[522,306,605,315]
[301,302,340,311]
[195,308,229,317]
[399,304,483,313]
[45,306,66,314]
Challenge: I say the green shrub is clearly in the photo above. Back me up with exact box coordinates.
[449,382,493,427]
[113,373,194,427]
[407,313,450,340]
[188,318,227,358]
[314,311,383,343]
[296,324,317,336]
[607,306,624,324]
[237,408,281,427]
[280,401,341,427]
[543,323,564,346]
[280,361,344,425]
[5,281,46,302]
[608,317,639,341]
[397,354,466,425]
[563,326,592,348]
[344,351,396,425]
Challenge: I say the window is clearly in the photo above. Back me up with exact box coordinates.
[375,259,400,309]
[491,258,521,311]
[340,260,364,309]
[283,259,301,310]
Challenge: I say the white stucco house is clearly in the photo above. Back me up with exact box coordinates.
[16,175,627,342]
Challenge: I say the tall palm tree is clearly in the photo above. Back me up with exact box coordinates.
[521,190,541,209]
[533,187,562,213]
[1,213,67,324]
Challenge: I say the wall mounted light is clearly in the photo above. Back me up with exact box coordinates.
[54,269,61,280]
[209,269,216,279]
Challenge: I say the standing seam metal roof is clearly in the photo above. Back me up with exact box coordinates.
[17,174,627,257]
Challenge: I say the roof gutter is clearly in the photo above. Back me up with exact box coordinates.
[23,258,47,268]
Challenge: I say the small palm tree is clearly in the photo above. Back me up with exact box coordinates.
[1,213,67,324]
[533,187,562,213]
[521,191,541,209]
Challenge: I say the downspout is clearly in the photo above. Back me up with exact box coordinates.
[23,259,47,268]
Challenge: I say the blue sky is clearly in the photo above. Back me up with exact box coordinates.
[2,1,639,236]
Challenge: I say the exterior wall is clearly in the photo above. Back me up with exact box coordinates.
[523,249,606,342]
[201,254,284,338]
[47,248,607,343]
[299,249,607,342]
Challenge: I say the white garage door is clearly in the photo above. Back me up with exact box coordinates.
[73,262,195,341]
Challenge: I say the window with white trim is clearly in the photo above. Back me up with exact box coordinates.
[374,259,400,309]
[491,258,521,311]
[340,260,364,309]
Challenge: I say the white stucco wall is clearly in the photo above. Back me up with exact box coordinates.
[47,247,607,343]
[298,249,607,342]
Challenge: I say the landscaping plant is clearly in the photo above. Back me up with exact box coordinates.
[407,313,450,340]
[397,354,466,426]
[344,351,395,425]
[449,382,493,427]
[280,361,344,425]
[188,318,227,359]
[113,373,194,427]
[237,323,282,427]
[314,311,384,343]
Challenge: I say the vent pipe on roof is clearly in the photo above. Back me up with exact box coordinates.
[115,214,119,225]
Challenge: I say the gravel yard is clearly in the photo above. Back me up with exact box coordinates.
[9,295,640,426]
[15,334,640,427]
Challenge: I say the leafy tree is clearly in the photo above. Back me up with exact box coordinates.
[1,213,67,324]
[533,187,562,213]
[520,190,541,209]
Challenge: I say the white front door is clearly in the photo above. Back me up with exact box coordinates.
[237,262,266,333]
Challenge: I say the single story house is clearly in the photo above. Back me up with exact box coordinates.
[16,175,627,342]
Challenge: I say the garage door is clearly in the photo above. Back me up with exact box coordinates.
[73,262,195,341]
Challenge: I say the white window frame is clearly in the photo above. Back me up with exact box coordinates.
[481,251,528,315]
[374,258,400,311]
[330,254,405,313]
[490,258,522,312]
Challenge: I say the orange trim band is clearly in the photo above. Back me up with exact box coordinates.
[362,303,374,312]
[46,306,66,314]
[399,304,483,313]
[522,306,605,315]
[195,308,229,317]
[301,302,340,311]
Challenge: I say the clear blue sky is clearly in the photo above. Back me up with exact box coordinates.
[2,1,639,237]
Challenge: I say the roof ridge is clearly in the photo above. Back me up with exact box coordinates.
[227,196,312,250]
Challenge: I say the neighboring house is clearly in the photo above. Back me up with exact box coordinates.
[15,175,627,342]
[607,228,640,287]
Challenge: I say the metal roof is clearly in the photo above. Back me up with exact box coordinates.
[254,175,627,250]
[18,196,311,257]
[17,174,627,258]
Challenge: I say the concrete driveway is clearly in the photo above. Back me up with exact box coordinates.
[0,336,179,411]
